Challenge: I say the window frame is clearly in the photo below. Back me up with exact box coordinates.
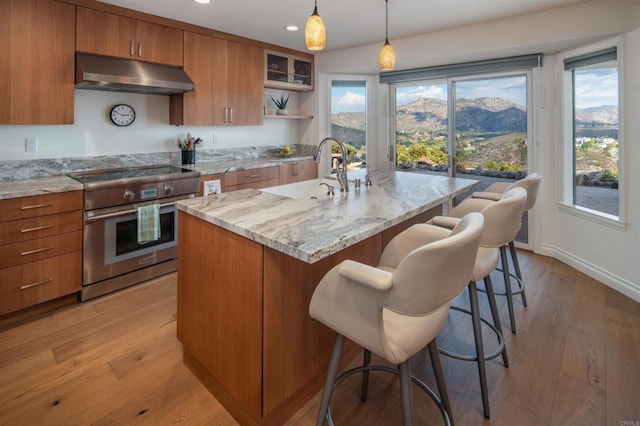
[558,37,626,229]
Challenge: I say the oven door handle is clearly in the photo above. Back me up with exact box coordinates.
[85,201,176,222]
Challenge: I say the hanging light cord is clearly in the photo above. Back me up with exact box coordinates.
[385,0,389,44]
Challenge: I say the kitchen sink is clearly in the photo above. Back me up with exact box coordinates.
[261,178,339,200]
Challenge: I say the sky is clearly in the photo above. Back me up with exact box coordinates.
[331,70,618,113]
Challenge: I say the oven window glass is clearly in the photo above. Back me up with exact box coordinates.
[115,211,175,256]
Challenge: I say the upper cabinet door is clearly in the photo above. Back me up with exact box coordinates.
[134,20,183,67]
[0,0,75,124]
[227,42,264,125]
[170,34,263,126]
[264,50,313,91]
[172,32,228,125]
[76,7,183,66]
[76,8,136,59]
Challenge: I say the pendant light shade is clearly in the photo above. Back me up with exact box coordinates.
[305,0,326,51]
[379,0,396,70]
[379,40,396,71]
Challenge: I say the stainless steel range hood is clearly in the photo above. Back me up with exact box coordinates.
[75,53,195,95]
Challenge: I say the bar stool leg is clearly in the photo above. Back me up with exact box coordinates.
[469,281,490,418]
[428,340,454,424]
[508,241,528,306]
[398,360,415,426]
[360,349,372,401]
[484,276,509,367]
[500,246,517,334]
[316,334,345,426]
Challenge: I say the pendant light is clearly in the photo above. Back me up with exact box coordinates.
[379,0,396,70]
[305,0,326,51]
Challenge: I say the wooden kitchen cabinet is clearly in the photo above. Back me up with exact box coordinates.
[76,7,184,66]
[170,32,264,126]
[0,192,82,316]
[0,0,75,124]
[265,50,314,91]
[224,167,280,192]
[279,160,318,185]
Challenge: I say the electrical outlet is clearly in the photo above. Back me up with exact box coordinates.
[25,138,38,152]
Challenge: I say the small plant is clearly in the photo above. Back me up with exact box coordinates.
[270,93,290,110]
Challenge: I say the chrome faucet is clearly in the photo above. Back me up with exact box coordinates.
[314,137,349,192]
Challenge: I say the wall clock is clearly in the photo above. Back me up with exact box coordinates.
[109,104,136,127]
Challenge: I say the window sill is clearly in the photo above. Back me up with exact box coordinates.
[557,202,626,231]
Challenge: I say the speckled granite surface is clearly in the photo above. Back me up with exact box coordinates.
[0,176,83,200]
[177,169,478,264]
[0,145,315,199]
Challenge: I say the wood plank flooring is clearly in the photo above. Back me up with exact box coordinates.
[1,251,639,425]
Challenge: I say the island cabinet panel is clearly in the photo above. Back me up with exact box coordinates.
[0,0,75,124]
[279,160,318,185]
[171,32,263,126]
[76,7,184,66]
[177,212,263,421]
[261,236,381,421]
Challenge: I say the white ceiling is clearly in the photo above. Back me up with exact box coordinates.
[96,0,589,53]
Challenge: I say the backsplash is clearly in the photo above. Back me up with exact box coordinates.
[0,145,317,181]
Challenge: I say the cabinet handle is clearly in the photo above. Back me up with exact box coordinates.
[130,40,135,56]
[247,174,261,179]
[20,278,53,290]
[20,203,52,211]
[138,41,142,57]
[20,246,53,256]
[21,224,53,233]
[228,107,233,123]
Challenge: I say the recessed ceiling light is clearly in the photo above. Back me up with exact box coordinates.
[193,0,210,4]
[285,25,299,32]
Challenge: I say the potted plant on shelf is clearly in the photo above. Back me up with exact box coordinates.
[270,93,290,115]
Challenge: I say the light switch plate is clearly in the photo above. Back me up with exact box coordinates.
[25,137,38,152]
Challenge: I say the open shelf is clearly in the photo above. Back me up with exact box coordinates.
[264,114,313,120]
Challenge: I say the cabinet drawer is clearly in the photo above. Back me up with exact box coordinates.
[225,179,280,192]
[0,191,82,222]
[0,210,82,245]
[0,252,81,316]
[0,231,82,269]
[224,167,280,187]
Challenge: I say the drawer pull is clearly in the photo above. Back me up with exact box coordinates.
[20,246,54,256]
[21,224,53,233]
[20,203,53,210]
[247,174,261,179]
[20,278,53,290]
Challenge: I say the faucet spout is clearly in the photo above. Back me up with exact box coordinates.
[314,137,349,192]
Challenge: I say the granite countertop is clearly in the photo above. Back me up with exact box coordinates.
[0,176,84,200]
[176,169,479,264]
[183,155,313,175]
[0,155,313,200]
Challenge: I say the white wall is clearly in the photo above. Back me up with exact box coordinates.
[313,0,640,300]
[0,88,305,162]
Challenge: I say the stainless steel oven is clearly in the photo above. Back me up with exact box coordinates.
[69,165,200,301]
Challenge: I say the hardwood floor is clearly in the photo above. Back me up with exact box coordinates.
[1,251,639,425]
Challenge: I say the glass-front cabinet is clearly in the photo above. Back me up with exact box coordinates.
[264,50,313,91]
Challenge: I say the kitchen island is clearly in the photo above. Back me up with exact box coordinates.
[176,169,477,425]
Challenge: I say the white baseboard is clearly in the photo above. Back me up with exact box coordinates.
[538,243,640,303]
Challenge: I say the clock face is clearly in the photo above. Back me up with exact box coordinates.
[109,104,136,127]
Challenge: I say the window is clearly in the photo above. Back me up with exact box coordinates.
[330,80,367,171]
[564,46,620,219]
[388,65,534,245]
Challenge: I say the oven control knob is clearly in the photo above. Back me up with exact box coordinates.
[123,190,135,201]
[164,185,174,195]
